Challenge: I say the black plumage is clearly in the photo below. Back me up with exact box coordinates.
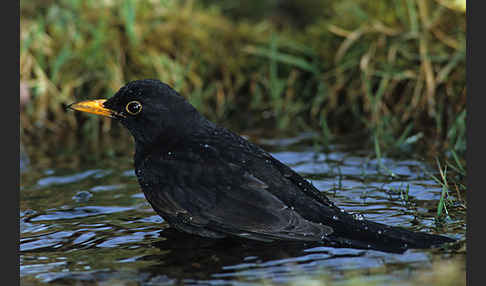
[70,79,455,253]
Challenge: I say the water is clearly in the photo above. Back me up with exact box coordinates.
[20,133,466,285]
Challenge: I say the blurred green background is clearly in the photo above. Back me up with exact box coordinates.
[20,0,466,160]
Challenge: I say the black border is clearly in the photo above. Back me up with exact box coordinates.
[14,0,20,285]
[466,1,475,285]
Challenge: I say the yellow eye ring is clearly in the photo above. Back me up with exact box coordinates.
[125,101,142,115]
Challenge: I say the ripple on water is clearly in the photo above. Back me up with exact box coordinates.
[272,151,316,166]
[20,262,67,277]
[29,206,135,222]
[96,232,153,248]
[90,184,125,192]
[21,231,75,251]
[36,170,112,187]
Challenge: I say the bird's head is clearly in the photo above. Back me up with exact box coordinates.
[69,79,211,147]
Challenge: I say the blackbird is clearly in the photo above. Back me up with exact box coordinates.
[69,79,455,253]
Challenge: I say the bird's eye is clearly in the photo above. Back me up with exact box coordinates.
[125,101,142,115]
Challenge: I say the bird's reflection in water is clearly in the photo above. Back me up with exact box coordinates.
[138,228,366,282]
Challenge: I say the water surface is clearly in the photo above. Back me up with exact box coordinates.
[20,133,466,285]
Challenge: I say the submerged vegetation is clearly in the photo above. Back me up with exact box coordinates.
[272,256,465,286]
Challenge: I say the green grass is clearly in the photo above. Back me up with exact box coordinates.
[20,0,466,161]
[430,151,466,222]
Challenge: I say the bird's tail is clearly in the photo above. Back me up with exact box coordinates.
[323,213,455,253]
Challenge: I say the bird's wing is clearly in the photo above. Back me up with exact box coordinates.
[139,154,333,242]
[210,129,337,208]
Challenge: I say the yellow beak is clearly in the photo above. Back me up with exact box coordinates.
[68,99,114,118]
